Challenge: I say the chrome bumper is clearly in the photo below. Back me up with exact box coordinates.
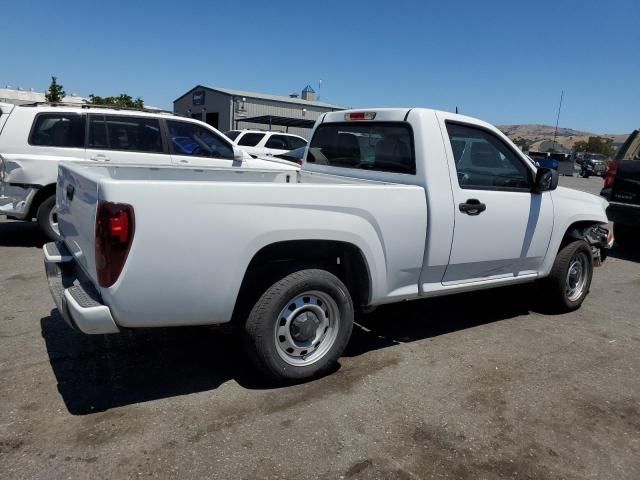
[43,241,120,334]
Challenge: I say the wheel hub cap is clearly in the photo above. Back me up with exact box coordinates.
[274,291,340,367]
[566,251,589,302]
[290,311,320,342]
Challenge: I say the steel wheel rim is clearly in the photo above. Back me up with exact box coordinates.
[274,290,340,366]
[49,206,59,235]
[566,251,589,302]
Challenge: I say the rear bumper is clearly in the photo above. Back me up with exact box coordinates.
[0,182,37,219]
[43,241,120,334]
[606,201,640,227]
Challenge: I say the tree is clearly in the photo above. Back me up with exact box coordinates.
[573,136,615,157]
[45,76,65,103]
[512,137,532,151]
[89,93,144,108]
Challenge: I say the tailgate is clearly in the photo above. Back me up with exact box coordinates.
[57,163,100,282]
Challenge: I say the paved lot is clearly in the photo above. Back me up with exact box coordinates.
[1,175,639,479]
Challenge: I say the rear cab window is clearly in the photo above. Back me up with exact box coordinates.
[307,122,415,174]
[29,113,85,148]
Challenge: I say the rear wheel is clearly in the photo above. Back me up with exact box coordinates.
[543,240,593,312]
[36,195,60,240]
[244,269,354,382]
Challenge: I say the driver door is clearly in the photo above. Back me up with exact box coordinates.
[440,118,554,284]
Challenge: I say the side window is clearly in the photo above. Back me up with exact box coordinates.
[446,123,531,191]
[106,116,162,152]
[29,113,84,148]
[88,115,108,148]
[287,136,307,150]
[166,120,234,159]
[88,115,163,153]
[265,135,290,150]
[237,132,265,147]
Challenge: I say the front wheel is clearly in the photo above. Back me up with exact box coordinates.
[542,240,593,312]
[36,195,60,240]
[244,269,354,382]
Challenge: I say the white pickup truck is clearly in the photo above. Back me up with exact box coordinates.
[44,108,612,381]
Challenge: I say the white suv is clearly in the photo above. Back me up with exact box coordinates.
[0,103,297,239]
[225,130,307,156]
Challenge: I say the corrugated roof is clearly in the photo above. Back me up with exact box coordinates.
[176,85,344,110]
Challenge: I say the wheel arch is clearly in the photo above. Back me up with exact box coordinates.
[230,239,372,327]
[540,218,608,277]
[27,183,56,219]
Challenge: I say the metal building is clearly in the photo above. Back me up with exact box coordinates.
[173,85,345,139]
[0,87,87,105]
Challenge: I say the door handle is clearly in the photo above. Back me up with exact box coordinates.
[459,199,486,216]
[90,154,110,161]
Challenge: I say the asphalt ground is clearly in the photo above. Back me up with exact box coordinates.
[1,175,639,479]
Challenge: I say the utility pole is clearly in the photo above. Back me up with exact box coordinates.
[552,90,564,153]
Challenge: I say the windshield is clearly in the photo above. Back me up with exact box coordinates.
[308,122,415,174]
[224,130,241,141]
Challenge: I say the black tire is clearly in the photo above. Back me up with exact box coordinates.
[244,269,354,382]
[614,223,637,248]
[36,195,60,240]
[542,240,593,313]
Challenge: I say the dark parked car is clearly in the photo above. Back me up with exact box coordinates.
[600,129,640,247]
[581,153,608,177]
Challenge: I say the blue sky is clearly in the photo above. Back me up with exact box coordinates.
[3,0,638,133]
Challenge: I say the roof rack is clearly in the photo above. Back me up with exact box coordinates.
[20,102,174,115]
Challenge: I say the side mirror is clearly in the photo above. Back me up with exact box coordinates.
[233,146,245,163]
[533,167,558,193]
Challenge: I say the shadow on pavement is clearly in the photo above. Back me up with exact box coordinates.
[345,285,533,357]
[0,220,47,248]
[41,285,536,415]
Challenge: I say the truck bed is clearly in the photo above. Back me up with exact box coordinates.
[57,162,428,328]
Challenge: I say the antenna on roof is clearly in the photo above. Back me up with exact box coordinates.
[455,106,458,114]
[317,79,322,101]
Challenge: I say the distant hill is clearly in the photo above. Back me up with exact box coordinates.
[498,124,629,153]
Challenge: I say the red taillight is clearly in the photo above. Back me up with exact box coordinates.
[603,160,618,189]
[95,201,135,288]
